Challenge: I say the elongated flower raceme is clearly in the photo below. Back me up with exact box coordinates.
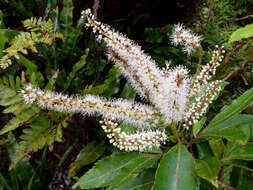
[100,118,167,152]
[81,9,193,124]
[81,9,164,106]
[184,80,222,128]
[21,84,159,127]
[189,45,225,99]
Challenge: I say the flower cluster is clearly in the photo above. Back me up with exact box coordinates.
[171,23,201,54]
[189,45,225,99]
[100,118,167,151]
[20,9,226,152]
[82,9,163,102]
[184,81,222,128]
[81,9,191,124]
[21,84,159,127]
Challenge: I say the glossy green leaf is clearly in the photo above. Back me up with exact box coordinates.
[209,139,224,159]
[114,169,156,190]
[193,117,206,137]
[201,115,253,142]
[68,141,106,177]
[196,157,220,183]
[222,142,253,161]
[196,142,213,159]
[208,88,253,128]
[73,152,146,189]
[110,154,160,188]
[199,179,216,190]
[152,143,199,190]
[229,24,253,43]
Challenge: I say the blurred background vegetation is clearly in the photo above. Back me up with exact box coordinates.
[0,0,252,189]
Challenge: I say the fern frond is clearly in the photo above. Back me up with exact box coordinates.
[23,17,54,34]
[10,114,67,170]
[0,85,41,135]
[1,17,63,69]
[0,32,40,69]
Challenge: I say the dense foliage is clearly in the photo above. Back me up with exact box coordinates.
[0,0,253,190]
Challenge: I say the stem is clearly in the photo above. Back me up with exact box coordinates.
[191,46,203,89]
[171,122,180,141]
[222,58,252,82]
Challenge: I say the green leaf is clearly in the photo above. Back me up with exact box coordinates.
[152,142,199,190]
[7,133,42,189]
[196,142,213,159]
[209,139,224,159]
[63,49,89,91]
[0,85,16,98]
[196,157,220,183]
[0,106,40,135]
[0,173,12,190]
[10,114,57,169]
[83,67,121,98]
[229,24,253,43]
[193,117,206,137]
[16,54,38,72]
[120,82,137,100]
[0,96,22,107]
[73,152,146,189]
[201,115,253,142]
[110,154,160,188]
[208,88,253,128]
[45,70,59,91]
[222,142,253,161]
[60,0,73,36]
[68,141,106,177]
[114,169,156,190]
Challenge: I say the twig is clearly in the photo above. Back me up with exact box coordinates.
[222,58,252,82]
[218,180,235,190]
[233,15,253,24]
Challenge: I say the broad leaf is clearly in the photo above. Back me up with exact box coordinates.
[229,24,253,43]
[114,169,156,190]
[73,152,145,189]
[68,141,106,177]
[209,139,224,159]
[193,117,206,137]
[152,143,199,190]
[201,114,253,142]
[196,157,220,183]
[110,154,160,188]
[222,142,253,161]
[208,88,253,127]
